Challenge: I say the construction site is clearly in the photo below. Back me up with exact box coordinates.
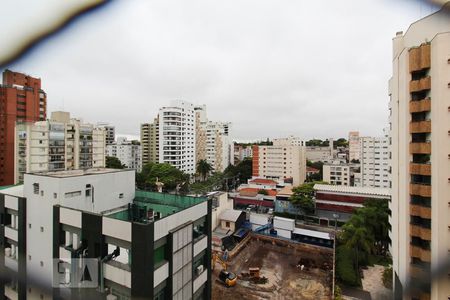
[212,234,334,300]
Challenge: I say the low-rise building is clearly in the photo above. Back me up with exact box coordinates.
[218,209,246,232]
[0,168,212,299]
[322,164,353,186]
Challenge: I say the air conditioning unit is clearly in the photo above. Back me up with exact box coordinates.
[196,265,204,276]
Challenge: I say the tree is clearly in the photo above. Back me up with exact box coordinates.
[340,214,374,271]
[257,189,268,195]
[136,163,189,192]
[106,156,125,169]
[224,158,252,185]
[290,182,316,216]
[334,138,348,148]
[196,159,213,182]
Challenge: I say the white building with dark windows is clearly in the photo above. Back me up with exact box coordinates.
[106,137,142,171]
[359,132,390,188]
[159,100,196,174]
[0,168,212,299]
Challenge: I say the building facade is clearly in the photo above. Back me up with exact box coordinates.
[252,137,306,186]
[106,137,142,171]
[14,111,106,184]
[159,100,196,174]
[389,4,450,299]
[322,164,352,186]
[359,133,390,188]
[0,70,46,186]
[0,168,212,299]
[97,123,115,145]
[140,117,159,167]
[348,131,360,162]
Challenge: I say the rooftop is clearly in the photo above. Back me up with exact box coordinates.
[313,184,390,197]
[0,184,24,197]
[248,178,278,185]
[107,190,207,223]
[239,188,277,197]
[219,209,244,222]
[27,168,132,178]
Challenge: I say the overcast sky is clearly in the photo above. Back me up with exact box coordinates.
[1,0,440,141]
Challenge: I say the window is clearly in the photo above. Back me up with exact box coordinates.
[64,191,81,198]
[40,261,44,267]
[53,193,57,199]
[225,221,230,227]
[28,223,31,229]
[40,227,44,232]
[119,193,124,198]
[40,190,44,196]
[33,183,39,194]
[28,255,31,260]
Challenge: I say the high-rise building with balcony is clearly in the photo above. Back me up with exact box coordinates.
[389,3,450,299]
[0,70,46,185]
[14,111,106,183]
[97,123,115,145]
[159,100,196,174]
[195,105,233,172]
[140,117,159,166]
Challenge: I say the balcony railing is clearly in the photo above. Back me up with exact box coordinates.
[410,120,431,133]
[410,183,431,197]
[409,44,431,73]
[410,244,431,262]
[409,142,431,154]
[410,163,431,176]
[410,98,431,113]
[409,76,431,93]
[410,224,431,241]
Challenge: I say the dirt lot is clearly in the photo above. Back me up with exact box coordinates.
[212,236,333,300]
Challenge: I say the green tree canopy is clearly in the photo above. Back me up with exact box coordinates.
[106,156,125,169]
[224,158,252,185]
[136,163,189,192]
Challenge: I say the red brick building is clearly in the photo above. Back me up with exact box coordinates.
[0,70,46,185]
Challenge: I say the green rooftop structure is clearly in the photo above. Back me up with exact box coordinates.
[107,190,207,222]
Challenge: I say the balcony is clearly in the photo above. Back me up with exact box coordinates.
[410,183,431,197]
[410,76,431,93]
[410,245,431,262]
[410,120,431,133]
[410,224,431,241]
[409,142,431,154]
[410,163,431,176]
[410,98,431,113]
[409,44,431,73]
[409,263,428,279]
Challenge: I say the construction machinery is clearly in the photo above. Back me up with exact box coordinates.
[212,252,237,287]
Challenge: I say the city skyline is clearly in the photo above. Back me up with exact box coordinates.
[1,0,440,140]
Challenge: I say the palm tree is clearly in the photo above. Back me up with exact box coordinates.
[341,215,374,271]
[196,159,213,182]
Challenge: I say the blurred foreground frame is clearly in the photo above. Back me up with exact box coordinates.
[0,0,113,70]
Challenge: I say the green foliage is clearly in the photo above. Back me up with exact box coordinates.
[106,156,125,169]
[334,138,348,148]
[136,163,189,192]
[257,189,268,195]
[336,245,360,286]
[306,160,324,181]
[196,159,213,182]
[305,139,329,147]
[334,285,343,300]
[224,158,252,184]
[382,266,393,289]
[189,172,225,195]
[290,182,316,215]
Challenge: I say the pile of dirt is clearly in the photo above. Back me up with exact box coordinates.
[289,279,330,300]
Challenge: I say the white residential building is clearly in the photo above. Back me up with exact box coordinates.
[252,136,306,186]
[389,4,450,299]
[14,111,106,184]
[359,132,390,188]
[159,100,196,174]
[106,137,142,171]
[348,131,360,162]
[322,164,351,186]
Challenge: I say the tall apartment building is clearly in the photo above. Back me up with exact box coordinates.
[140,117,159,166]
[359,132,390,188]
[195,105,233,172]
[0,70,46,186]
[97,123,115,145]
[0,168,212,299]
[348,131,360,162]
[252,136,306,186]
[159,100,196,174]
[14,111,106,183]
[106,137,142,171]
[234,144,253,163]
[389,4,450,299]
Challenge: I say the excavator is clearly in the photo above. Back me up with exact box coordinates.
[212,252,237,287]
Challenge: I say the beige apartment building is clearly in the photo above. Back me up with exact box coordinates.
[14,111,106,183]
[348,131,360,162]
[140,117,159,166]
[389,3,450,299]
[252,136,306,186]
